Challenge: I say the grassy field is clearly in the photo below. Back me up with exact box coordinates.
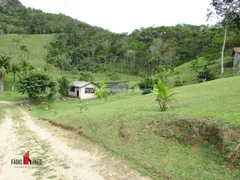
[0,34,54,67]
[28,76,240,179]
[166,57,238,88]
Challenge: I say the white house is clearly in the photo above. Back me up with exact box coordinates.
[68,81,97,99]
[232,47,240,67]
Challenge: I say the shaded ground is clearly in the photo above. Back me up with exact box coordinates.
[0,107,149,180]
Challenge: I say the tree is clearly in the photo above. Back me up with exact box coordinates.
[12,63,19,83]
[46,57,56,79]
[17,71,55,101]
[0,55,11,92]
[207,0,240,75]
[57,76,70,97]
[11,63,19,91]
[154,82,177,112]
[0,55,11,74]
[19,60,34,73]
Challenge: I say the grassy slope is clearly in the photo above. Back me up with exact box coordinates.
[30,76,240,179]
[166,57,238,88]
[0,34,54,67]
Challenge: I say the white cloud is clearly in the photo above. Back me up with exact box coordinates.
[19,0,215,33]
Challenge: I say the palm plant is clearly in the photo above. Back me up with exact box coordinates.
[154,82,177,111]
[0,55,11,74]
[57,76,70,97]
[0,55,11,92]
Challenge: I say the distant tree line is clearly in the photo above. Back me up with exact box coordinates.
[1,0,240,76]
[46,25,240,76]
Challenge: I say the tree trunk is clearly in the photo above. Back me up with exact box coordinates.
[0,72,4,92]
[12,72,16,91]
[221,25,227,75]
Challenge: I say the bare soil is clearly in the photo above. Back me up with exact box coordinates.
[0,108,150,180]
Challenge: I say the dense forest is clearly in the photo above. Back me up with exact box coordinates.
[1,0,240,76]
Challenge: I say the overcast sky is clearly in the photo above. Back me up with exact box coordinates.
[19,0,215,33]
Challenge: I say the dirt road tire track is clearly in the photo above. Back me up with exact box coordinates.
[0,108,150,180]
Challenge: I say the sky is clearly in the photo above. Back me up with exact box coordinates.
[19,0,216,33]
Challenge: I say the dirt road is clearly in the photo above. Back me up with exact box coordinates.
[0,108,149,180]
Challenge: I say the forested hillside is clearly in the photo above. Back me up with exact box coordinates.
[0,0,102,34]
[1,0,240,77]
[46,25,240,76]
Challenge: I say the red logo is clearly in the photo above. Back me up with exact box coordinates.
[23,151,31,165]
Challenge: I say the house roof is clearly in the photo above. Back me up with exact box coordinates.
[233,47,240,53]
[70,81,96,88]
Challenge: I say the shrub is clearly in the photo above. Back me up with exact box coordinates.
[39,87,58,109]
[79,71,95,81]
[17,71,56,101]
[191,59,200,72]
[197,66,216,82]
[57,76,70,97]
[138,77,156,95]
[174,76,184,87]
[95,82,109,100]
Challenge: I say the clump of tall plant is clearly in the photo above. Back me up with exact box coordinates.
[57,76,70,97]
[138,77,157,95]
[154,82,177,111]
[95,82,109,100]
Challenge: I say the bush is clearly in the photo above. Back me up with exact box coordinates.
[95,82,109,100]
[79,71,95,81]
[57,76,70,97]
[191,59,200,72]
[174,76,184,87]
[197,66,216,82]
[17,71,56,101]
[138,77,157,95]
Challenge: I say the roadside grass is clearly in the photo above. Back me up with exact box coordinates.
[0,73,27,101]
[29,76,240,179]
[0,91,26,101]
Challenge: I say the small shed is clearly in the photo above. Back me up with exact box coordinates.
[232,47,240,67]
[68,81,97,99]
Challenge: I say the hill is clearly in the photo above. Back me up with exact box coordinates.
[0,0,96,34]
[30,76,240,179]
[1,0,240,77]
[0,34,54,67]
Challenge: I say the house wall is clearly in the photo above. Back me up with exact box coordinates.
[80,84,96,99]
[68,84,96,99]
[233,53,240,67]
[68,87,77,97]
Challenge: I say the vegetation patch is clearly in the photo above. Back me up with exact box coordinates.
[146,118,240,168]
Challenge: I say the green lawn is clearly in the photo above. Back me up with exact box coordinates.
[29,76,240,179]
